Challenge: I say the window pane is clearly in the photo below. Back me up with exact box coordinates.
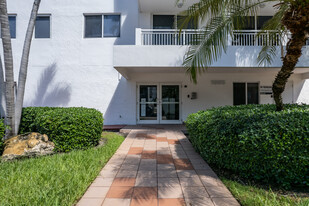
[139,85,157,102]
[177,16,197,29]
[233,83,246,105]
[247,83,259,104]
[35,16,50,38]
[153,15,174,29]
[162,85,179,102]
[162,104,179,120]
[234,16,255,30]
[9,16,16,38]
[104,15,120,37]
[257,16,273,30]
[85,15,102,38]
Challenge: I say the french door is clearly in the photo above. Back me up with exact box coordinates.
[137,84,181,124]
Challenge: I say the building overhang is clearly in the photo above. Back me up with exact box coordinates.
[138,0,199,13]
[113,45,309,79]
[114,66,309,80]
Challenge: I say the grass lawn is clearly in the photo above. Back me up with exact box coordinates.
[0,132,124,206]
[222,178,309,206]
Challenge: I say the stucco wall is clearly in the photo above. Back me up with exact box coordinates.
[1,0,308,125]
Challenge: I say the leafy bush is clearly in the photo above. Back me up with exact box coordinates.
[19,107,104,152]
[186,104,309,188]
[0,119,4,155]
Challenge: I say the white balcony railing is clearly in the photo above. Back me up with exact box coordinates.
[136,28,309,47]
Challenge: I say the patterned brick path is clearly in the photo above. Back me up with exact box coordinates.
[77,129,240,206]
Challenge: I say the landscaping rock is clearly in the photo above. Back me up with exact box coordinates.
[1,132,54,161]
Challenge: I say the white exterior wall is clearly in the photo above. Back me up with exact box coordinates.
[121,72,305,124]
[1,0,309,125]
[4,0,139,125]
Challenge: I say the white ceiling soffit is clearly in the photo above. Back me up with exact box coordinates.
[139,0,277,15]
[138,0,199,13]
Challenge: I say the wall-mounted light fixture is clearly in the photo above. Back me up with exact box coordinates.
[177,0,184,8]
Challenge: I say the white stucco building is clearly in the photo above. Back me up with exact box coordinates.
[3,0,309,125]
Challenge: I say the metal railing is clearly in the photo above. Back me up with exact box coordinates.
[136,28,309,47]
[138,29,203,46]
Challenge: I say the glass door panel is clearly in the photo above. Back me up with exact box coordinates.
[161,85,180,122]
[139,85,158,122]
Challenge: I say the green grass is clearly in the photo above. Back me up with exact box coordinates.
[222,178,309,206]
[0,132,124,206]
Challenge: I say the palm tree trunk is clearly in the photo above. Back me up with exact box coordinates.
[0,56,6,118]
[0,0,15,138]
[14,0,41,134]
[272,32,306,111]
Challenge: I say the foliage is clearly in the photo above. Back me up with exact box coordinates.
[19,107,104,152]
[0,132,124,206]
[186,104,309,188]
[0,119,4,155]
[222,178,309,206]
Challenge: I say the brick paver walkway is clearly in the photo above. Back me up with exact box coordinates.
[77,129,240,206]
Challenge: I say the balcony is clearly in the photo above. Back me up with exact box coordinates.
[136,29,309,46]
[114,29,309,79]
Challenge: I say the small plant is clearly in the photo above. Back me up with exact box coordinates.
[186,104,309,188]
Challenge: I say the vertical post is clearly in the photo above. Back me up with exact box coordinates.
[183,30,186,45]
[135,28,142,45]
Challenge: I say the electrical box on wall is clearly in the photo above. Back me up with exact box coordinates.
[191,92,197,100]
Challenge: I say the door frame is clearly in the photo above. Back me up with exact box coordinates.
[137,83,182,124]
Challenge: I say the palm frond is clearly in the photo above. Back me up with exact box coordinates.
[183,0,274,83]
[257,3,289,65]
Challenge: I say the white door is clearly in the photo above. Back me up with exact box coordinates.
[137,84,181,124]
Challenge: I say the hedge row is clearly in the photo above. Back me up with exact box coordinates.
[186,104,309,188]
[19,107,104,152]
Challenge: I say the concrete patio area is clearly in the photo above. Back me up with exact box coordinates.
[77,128,240,206]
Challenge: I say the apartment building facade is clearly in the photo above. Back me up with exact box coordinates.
[3,0,309,125]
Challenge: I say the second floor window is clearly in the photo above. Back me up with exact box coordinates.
[84,14,121,38]
[35,15,51,38]
[0,15,16,38]
[9,15,16,38]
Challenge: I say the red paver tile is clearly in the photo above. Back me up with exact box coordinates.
[174,159,194,170]
[132,187,157,199]
[111,178,136,187]
[157,137,168,142]
[167,139,180,144]
[157,154,174,164]
[141,151,156,159]
[128,147,143,155]
[130,198,158,206]
[158,198,186,206]
[106,187,134,198]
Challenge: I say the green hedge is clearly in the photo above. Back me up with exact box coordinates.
[0,119,4,155]
[186,104,309,188]
[19,107,104,152]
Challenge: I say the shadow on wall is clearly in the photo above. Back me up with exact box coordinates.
[104,76,135,125]
[114,0,139,45]
[27,63,72,107]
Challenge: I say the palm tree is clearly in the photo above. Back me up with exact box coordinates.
[15,0,41,134]
[181,0,309,111]
[0,0,41,138]
[0,0,15,138]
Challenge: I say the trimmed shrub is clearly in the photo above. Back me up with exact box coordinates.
[186,104,309,188]
[19,107,103,152]
[0,119,5,155]
[19,107,57,134]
